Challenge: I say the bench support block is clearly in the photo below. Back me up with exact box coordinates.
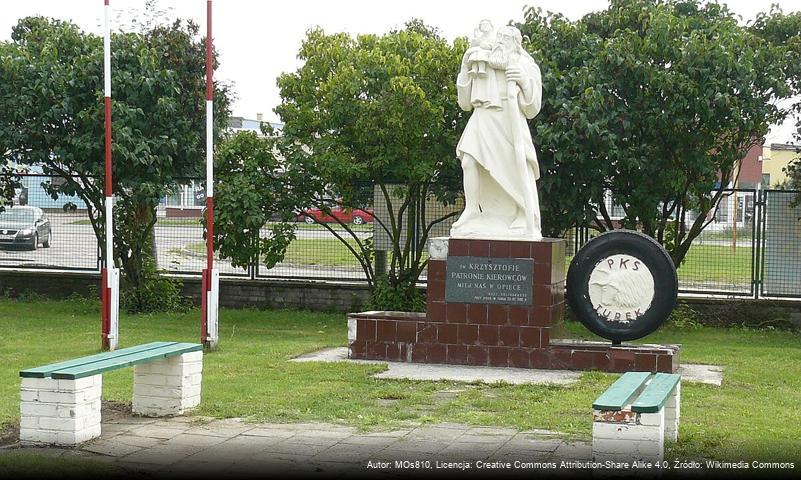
[592,409,665,464]
[132,351,203,416]
[664,382,680,442]
[19,375,102,446]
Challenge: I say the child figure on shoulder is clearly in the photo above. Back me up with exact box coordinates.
[467,19,495,78]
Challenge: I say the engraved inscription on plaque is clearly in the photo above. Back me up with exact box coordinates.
[445,256,534,305]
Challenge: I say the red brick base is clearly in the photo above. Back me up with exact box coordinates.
[347,312,679,373]
[348,238,680,373]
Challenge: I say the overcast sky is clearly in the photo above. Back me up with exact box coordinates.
[1,0,798,143]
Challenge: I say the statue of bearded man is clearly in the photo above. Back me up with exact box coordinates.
[450,25,543,240]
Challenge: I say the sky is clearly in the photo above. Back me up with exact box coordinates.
[1,0,799,143]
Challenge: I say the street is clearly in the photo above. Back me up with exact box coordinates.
[0,213,370,281]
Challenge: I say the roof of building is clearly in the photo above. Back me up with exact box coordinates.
[769,143,801,152]
[228,116,283,133]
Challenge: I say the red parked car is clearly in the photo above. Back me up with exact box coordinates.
[298,207,374,225]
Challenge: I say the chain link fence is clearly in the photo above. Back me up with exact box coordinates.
[2,176,800,300]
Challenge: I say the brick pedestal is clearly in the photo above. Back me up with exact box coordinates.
[348,237,679,373]
[20,375,102,446]
[132,351,203,416]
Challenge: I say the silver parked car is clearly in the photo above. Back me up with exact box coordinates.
[0,206,52,250]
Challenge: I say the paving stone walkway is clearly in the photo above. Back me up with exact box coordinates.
[4,416,593,477]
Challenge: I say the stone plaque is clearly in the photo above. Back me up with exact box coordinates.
[445,256,534,305]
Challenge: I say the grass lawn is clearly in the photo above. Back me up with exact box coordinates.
[1,298,799,462]
[677,244,752,284]
[0,452,129,478]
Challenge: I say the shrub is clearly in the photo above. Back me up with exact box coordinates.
[120,259,191,314]
[367,276,425,312]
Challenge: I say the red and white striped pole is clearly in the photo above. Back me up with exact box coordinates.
[102,0,120,351]
[201,0,219,349]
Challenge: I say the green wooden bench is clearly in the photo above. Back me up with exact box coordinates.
[591,372,681,463]
[19,341,203,446]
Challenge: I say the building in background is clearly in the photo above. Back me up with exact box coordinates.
[733,143,763,189]
[13,165,86,212]
[228,114,283,136]
[760,143,800,188]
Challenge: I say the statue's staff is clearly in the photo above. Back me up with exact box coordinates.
[505,52,536,236]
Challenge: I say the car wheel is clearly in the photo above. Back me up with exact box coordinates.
[43,231,51,248]
[566,230,678,342]
[352,215,365,225]
[304,216,315,224]
[30,233,38,251]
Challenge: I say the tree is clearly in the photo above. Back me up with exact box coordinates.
[0,164,20,212]
[518,0,801,265]
[0,42,21,212]
[751,6,801,196]
[211,128,300,272]
[235,21,466,309]
[781,160,801,191]
[0,16,230,304]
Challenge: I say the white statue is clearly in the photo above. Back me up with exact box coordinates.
[450,24,543,240]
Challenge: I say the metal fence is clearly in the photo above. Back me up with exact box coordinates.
[3,177,800,300]
[568,189,801,300]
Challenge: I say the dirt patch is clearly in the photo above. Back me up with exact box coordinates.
[101,400,132,422]
[0,422,20,447]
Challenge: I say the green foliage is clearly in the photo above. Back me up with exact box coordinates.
[518,0,801,265]
[667,303,702,329]
[120,258,190,314]
[0,15,231,292]
[366,275,426,312]
[780,158,801,205]
[15,290,47,304]
[211,130,298,269]
[0,163,19,213]
[755,8,801,200]
[270,20,466,305]
[66,286,101,316]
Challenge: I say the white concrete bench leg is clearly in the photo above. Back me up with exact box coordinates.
[592,408,665,464]
[132,351,203,416]
[663,382,681,442]
[19,375,102,446]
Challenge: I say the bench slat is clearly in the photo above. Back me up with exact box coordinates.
[632,373,680,413]
[50,343,203,380]
[593,372,651,411]
[19,342,177,378]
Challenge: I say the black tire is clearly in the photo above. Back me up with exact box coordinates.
[566,230,677,342]
[30,233,38,251]
[352,215,365,225]
[43,231,51,248]
[304,216,315,225]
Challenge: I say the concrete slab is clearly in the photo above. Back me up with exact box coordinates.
[679,363,724,386]
[294,347,725,386]
[161,433,229,449]
[110,434,163,449]
[291,347,581,385]
[81,438,143,457]
[126,424,189,440]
